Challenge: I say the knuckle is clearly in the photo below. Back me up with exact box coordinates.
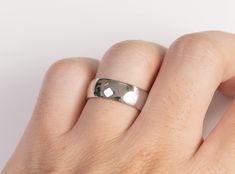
[46,58,97,79]
[105,40,165,70]
[169,33,223,70]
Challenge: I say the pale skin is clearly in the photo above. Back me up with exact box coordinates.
[2,31,235,174]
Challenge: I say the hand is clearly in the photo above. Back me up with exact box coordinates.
[2,31,235,174]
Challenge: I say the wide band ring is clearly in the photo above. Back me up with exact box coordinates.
[87,78,148,110]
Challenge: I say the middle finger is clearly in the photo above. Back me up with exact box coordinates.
[130,31,235,158]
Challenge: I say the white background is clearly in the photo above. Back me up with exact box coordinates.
[0,0,234,170]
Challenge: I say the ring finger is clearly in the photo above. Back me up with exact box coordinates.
[73,40,165,140]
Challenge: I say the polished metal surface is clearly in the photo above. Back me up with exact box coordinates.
[87,78,148,110]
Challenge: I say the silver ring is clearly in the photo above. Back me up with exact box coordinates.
[87,78,148,110]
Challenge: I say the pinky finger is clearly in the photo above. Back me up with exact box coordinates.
[31,58,98,136]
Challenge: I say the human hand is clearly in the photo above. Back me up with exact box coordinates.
[2,31,235,174]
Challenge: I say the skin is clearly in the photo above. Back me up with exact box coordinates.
[2,31,235,174]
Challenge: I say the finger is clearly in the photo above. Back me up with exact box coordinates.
[74,40,165,140]
[131,31,235,157]
[195,100,235,167]
[219,76,235,97]
[31,58,98,136]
